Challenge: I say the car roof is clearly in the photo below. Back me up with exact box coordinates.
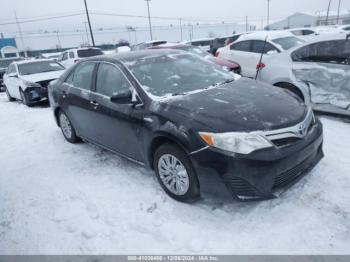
[284,33,349,53]
[150,43,192,49]
[84,49,187,64]
[64,47,101,52]
[238,30,295,41]
[14,59,58,65]
[184,37,214,43]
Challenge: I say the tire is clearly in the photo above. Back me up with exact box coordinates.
[154,143,200,202]
[4,85,15,102]
[274,82,304,101]
[58,110,80,143]
[19,88,32,107]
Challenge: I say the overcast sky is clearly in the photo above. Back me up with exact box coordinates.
[1,0,349,49]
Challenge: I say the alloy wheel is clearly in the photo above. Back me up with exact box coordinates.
[59,113,72,139]
[158,154,190,196]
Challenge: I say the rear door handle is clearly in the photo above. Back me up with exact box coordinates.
[62,91,67,99]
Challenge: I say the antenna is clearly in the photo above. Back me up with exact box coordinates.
[255,36,268,80]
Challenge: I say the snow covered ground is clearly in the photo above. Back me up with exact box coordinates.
[0,92,349,255]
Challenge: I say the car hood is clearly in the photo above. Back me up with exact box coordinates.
[158,78,307,133]
[20,70,65,83]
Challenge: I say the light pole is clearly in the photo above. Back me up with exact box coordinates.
[145,0,153,40]
[83,0,95,46]
[336,0,341,24]
[267,0,271,30]
[325,0,332,26]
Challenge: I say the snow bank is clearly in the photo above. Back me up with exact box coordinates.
[0,93,349,254]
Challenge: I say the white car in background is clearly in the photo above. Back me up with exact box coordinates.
[216,31,305,77]
[58,47,103,68]
[257,34,350,117]
[289,28,317,39]
[3,59,65,106]
[183,38,214,52]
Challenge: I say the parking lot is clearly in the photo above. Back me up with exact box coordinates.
[0,91,349,254]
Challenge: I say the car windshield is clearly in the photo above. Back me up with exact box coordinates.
[272,36,305,50]
[177,46,210,58]
[125,53,235,98]
[18,61,64,75]
[0,58,22,68]
[77,49,103,58]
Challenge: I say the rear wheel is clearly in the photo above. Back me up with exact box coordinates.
[274,82,304,101]
[4,86,15,102]
[154,143,200,202]
[59,110,80,143]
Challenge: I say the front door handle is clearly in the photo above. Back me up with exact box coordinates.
[90,100,99,109]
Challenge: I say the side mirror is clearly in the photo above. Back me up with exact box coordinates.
[8,73,18,78]
[110,90,134,104]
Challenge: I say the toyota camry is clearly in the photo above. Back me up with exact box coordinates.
[48,49,324,202]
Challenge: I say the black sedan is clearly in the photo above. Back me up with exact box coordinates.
[48,49,324,202]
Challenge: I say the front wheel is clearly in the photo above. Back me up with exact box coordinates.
[154,144,200,202]
[20,88,32,107]
[58,110,80,143]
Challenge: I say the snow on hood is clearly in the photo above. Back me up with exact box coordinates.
[19,70,65,83]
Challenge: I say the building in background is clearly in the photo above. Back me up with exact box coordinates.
[0,37,19,58]
[316,10,350,26]
[267,10,350,30]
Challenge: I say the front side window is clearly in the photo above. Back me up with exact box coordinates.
[230,41,251,52]
[7,64,16,74]
[18,61,64,75]
[69,52,75,59]
[125,53,235,97]
[72,62,95,90]
[251,40,279,54]
[95,63,131,97]
[292,40,350,65]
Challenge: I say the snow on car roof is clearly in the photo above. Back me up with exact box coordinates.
[284,33,349,53]
[14,59,58,65]
[65,47,102,52]
[238,30,295,41]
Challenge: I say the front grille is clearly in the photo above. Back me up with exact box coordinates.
[271,137,301,147]
[37,79,55,88]
[229,177,259,197]
[273,154,314,189]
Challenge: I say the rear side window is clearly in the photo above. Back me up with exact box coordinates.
[72,62,95,90]
[251,40,279,54]
[292,40,350,65]
[302,30,315,35]
[77,49,103,58]
[230,41,251,52]
[95,63,131,97]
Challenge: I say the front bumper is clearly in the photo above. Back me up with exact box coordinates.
[190,120,324,201]
[24,86,48,103]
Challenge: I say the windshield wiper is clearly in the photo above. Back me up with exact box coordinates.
[172,92,187,96]
[210,78,236,88]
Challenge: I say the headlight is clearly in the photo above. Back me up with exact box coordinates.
[199,131,273,155]
[22,80,41,88]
